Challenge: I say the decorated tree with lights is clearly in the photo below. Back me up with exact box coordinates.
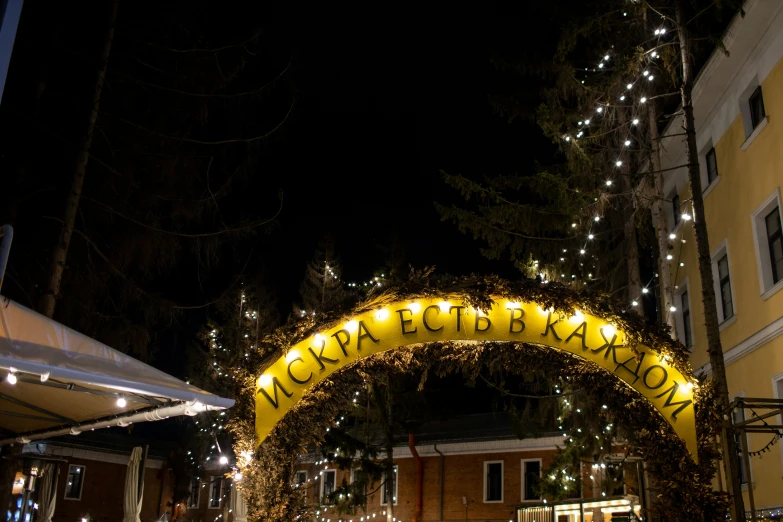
[441,0,745,517]
[295,236,355,318]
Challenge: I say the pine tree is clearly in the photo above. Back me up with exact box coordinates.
[295,235,352,317]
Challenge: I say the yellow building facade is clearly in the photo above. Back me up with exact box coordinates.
[658,0,783,515]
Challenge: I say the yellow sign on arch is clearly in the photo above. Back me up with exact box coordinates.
[255,297,698,460]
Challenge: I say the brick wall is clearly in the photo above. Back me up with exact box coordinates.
[51,457,172,522]
[299,448,559,522]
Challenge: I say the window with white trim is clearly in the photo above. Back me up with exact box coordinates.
[706,147,718,185]
[674,282,693,349]
[209,477,222,508]
[739,77,768,140]
[671,193,681,228]
[711,241,735,325]
[751,189,783,297]
[483,460,503,503]
[732,406,749,486]
[380,466,398,505]
[320,469,336,505]
[295,470,307,486]
[187,477,200,508]
[521,459,541,501]
[64,465,85,500]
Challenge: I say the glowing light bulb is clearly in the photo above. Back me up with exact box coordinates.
[648,75,654,81]
[6,373,17,385]
[584,119,590,124]
[632,119,639,125]
[643,70,649,76]
[569,311,584,324]
[596,107,603,113]
[259,374,272,387]
[345,320,358,333]
[669,233,676,239]
[438,301,451,312]
[682,213,692,221]
[686,382,694,390]
[642,288,649,294]
[620,95,625,101]
[594,216,600,222]
[602,325,616,337]
[640,97,647,103]
[606,180,612,186]
[409,302,421,313]
[626,83,633,90]
[632,301,638,306]
[604,55,610,61]
[564,136,571,142]
[235,472,242,481]
[375,309,389,321]
[615,160,622,167]
[624,140,631,146]
[670,306,677,312]
[220,455,228,465]
[572,223,577,228]
[314,333,325,345]
[285,350,301,362]
[117,397,127,407]
[580,249,585,255]
[506,301,521,309]
[666,254,673,260]
[588,234,594,239]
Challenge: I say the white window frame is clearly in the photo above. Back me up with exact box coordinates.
[208,477,222,509]
[295,470,308,486]
[772,372,783,474]
[666,188,684,233]
[674,278,694,350]
[187,477,200,508]
[730,391,754,490]
[739,76,769,149]
[63,464,86,501]
[380,465,398,506]
[520,458,542,502]
[700,140,721,199]
[483,460,504,503]
[750,188,783,299]
[711,239,737,330]
[320,469,337,505]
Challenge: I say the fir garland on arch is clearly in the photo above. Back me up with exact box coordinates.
[226,273,729,521]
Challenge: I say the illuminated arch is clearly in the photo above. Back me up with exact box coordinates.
[255,295,698,460]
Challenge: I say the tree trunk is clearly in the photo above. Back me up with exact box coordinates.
[647,102,678,338]
[675,1,745,520]
[38,0,119,318]
[616,105,642,304]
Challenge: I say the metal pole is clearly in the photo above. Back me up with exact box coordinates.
[0,225,13,294]
[739,429,755,521]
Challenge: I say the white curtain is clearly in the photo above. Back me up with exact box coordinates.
[123,447,144,522]
[230,481,248,522]
[37,463,58,522]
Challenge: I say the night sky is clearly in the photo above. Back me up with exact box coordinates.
[262,3,559,310]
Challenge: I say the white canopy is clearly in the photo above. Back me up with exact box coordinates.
[0,296,234,444]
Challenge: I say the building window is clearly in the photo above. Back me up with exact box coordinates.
[681,290,692,349]
[64,465,85,500]
[209,477,222,509]
[671,193,681,227]
[484,461,503,503]
[521,459,541,501]
[751,190,783,296]
[766,208,783,285]
[717,254,734,321]
[321,469,336,505]
[749,86,766,129]
[732,407,749,485]
[187,478,200,508]
[706,147,718,185]
[295,470,307,486]
[380,466,398,506]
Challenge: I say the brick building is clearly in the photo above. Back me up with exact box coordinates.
[295,414,645,522]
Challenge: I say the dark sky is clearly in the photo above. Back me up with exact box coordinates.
[261,3,560,308]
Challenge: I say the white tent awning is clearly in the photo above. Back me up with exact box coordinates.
[0,296,234,442]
